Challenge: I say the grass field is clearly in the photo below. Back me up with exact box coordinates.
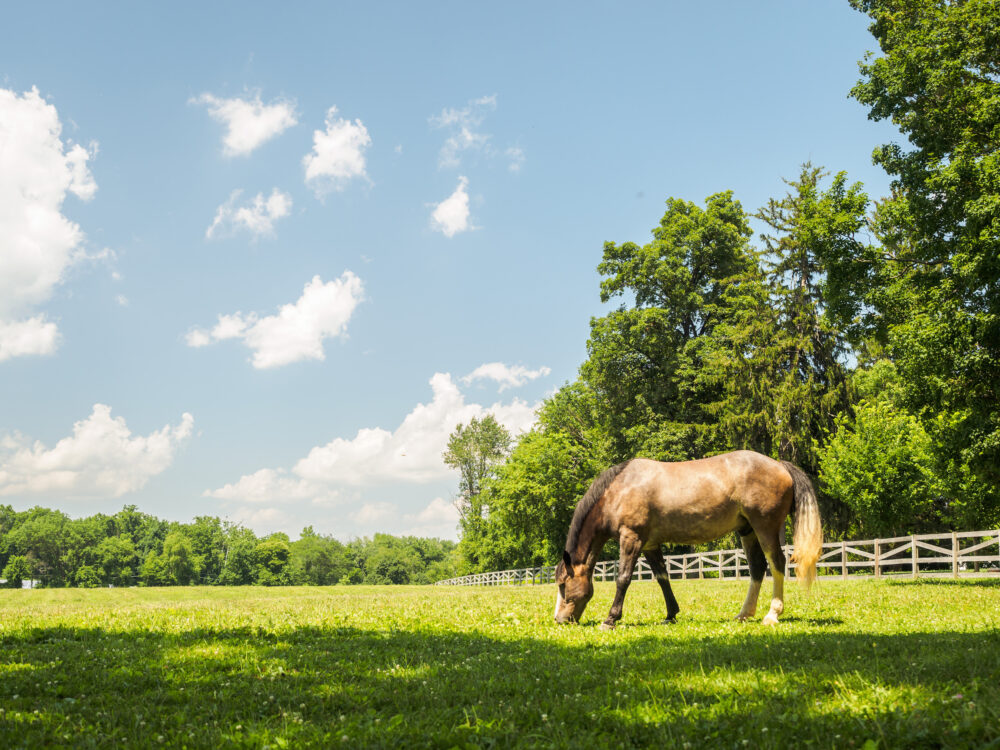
[1,579,999,749]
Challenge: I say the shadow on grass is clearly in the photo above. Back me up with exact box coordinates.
[1,618,999,749]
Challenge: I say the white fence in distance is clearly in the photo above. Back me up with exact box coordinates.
[435,529,1000,586]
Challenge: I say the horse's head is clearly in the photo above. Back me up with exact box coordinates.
[554,550,593,624]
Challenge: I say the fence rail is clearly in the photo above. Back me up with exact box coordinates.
[435,529,1000,586]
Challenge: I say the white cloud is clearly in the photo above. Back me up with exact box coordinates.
[348,497,460,539]
[186,272,365,368]
[193,92,297,157]
[0,86,97,360]
[431,176,473,237]
[206,188,292,239]
[0,405,193,499]
[402,496,460,538]
[205,372,538,505]
[350,501,395,526]
[462,362,551,391]
[207,468,330,504]
[295,372,535,486]
[227,506,297,537]
[430,95,496,169]
[303,106,371,194]
[506,146,525,173]
[0,317,61,362]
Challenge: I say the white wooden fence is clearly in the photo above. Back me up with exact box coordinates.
[435,529,1000,586]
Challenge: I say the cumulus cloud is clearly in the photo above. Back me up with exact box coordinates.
[0,318,61,362]
[186,272,365,368]
[204,372,539,505]
[430,177,473,237]
[207,468,333,504]
[206,188,292,239]
[462,362,551,391]
[402,496,460,538]
[303,106,371,194]
[0,86,97,361]
[193,92,297,157]
[0,405,193,499]
[430,94,496,169]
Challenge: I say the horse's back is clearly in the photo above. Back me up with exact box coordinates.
[606,451,792,545]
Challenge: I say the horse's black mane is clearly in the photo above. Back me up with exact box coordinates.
[564,460,633,559]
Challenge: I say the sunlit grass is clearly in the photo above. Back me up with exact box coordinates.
[1,579,998,748]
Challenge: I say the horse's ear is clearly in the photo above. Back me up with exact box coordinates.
[562,550,574,576]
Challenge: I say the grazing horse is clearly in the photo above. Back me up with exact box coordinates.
[554,450,822,629]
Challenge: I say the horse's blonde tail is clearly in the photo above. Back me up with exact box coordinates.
[781,461,822,590]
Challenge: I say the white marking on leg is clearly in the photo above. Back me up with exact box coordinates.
[763,569,784,626]
[737,578,762,621]
[554,588,563,621]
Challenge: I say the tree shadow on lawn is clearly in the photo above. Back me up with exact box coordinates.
[0,622,997,749]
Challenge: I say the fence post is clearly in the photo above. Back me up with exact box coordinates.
[874,540,881,579]
[911,536,918,578]
[952,531,959,578]
[698,554,704,579]
[841,541,847,580]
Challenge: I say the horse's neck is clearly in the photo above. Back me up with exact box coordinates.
[574,523,609,574]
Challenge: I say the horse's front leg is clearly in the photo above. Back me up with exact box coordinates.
[601,529,644,631]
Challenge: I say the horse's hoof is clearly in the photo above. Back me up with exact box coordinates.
[735,614,754,622]
[600,621,616,631]
[661,617,677,625]
[762,613,779,626]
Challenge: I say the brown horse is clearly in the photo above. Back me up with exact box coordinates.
[554,450,822,628]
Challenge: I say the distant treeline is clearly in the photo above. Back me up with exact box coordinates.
[0,504,460,588]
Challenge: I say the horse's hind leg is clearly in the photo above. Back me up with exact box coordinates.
[644,547,680,623]
[755,524,787,626]
[737,530,768,622]
[601,529,644,631]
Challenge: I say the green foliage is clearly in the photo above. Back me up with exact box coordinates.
[444,415,512,568]
[584,191,755,459]
[95,535,137,587]
[846,0,1000,490]
[254,533,293,586]
[289,526,349,585]
[1,555,31,588]
[162,530,202,585]
[477,430,602,571]
[820,394,938,537]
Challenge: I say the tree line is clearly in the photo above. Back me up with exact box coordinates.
[0,504,460,588]
[446,1,1000,574]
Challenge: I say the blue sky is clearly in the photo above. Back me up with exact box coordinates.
[0,1,897,540]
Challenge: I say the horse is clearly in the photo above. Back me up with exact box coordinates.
[553,450,822,629]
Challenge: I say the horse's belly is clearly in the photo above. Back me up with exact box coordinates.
[644,494,742,545]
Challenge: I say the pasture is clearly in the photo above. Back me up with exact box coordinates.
[1,580,998,749]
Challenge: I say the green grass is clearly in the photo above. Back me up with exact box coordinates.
[1,579,999,749]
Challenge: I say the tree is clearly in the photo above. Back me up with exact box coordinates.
[2,555,32,588]
[845,0,1000,490]
[218,524,258,586]
[186,516,225,583]
[162,530,201,585]
[443,415,512,556]
[3,508,72,586]
[727,166,861,472]
[96,535,138,587]
[255,533,293,586]
[583,191,755,459]
[289,526,349,585]
[478,429,603,571]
